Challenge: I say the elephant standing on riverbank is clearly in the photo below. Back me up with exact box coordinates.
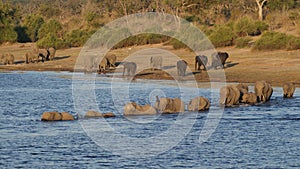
[195,55,208,71]
[98,58,107,74]
[283,83,295,98]
[105,54,117,69]
[0,53,14,65]
[150,56,162,70]
[177,60,187,76]
[123,62,137,76]
[255,81,273,102]
[210,52,229,69]
[47,47,56,61]
[25,51,39,63]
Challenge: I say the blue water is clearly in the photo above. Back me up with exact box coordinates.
[0,71,299,168]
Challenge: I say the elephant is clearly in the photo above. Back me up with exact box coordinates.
[219,85,240,106]
[123,62,137,76]
[241,92,258,104]
[105,54,117,69]
[123,102,157,116]
[47,47,56,61]
[154,96,185,113]
[188,96,210,111]
[84,56,98,73]
[41,111,74,121]
[283,83,295,98]
[211,52,229,69]
[37,48,49,62]
[255,81,273,102]
[195,55,208,71]
[85,110,116,118]
[236,83,249,101]
[25,51,39,64]
[0,53,14,65]
[98,58,108,74]
[150,56,162,70]
[177,60,188,76]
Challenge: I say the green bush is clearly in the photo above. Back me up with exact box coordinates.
[235,37,252,48]
[253,31,300,50]
[165,38,190,49]
[234,16,269,36]
[37,33,69,49]
[38,20,63,40]
[23,14,44,42]
[286,36,300,50]
[65,29,95,47]
[209,25,236,47]
[0,27,18,43]
[113,33,170,49]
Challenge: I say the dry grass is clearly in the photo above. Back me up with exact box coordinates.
[0,43,300,87]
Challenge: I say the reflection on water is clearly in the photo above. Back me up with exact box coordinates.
[0,71,299,168]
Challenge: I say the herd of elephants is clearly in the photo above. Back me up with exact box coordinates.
[0,46,56,65]
[37,49,296,121]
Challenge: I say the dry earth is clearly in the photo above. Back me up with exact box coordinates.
[0,43,299,87]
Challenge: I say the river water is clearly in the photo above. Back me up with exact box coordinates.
[0,71,299,168]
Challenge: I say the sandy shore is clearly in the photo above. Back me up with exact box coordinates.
[1,43,300,87]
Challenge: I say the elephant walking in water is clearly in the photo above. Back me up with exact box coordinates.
[283,83,295,98]
[219,85,241,106]
[255,81,273,102]
[123,62,137,76]
[177,60,187,76]
[150,56,162,70]
[195,55,208,71]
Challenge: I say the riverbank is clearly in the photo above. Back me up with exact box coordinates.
[1,43,300,87]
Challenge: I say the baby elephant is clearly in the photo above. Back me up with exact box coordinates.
[241,92,258,104]
[283,83,295,98]
[188,96,210,111]
[123,102,157,116]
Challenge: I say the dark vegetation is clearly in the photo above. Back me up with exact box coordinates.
[0,0,300,50]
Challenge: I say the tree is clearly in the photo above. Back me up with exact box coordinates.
[256,0,268,21]
[23,14,44,42]
[38,19,63,39]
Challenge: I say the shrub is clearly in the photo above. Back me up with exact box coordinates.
[113,33,170,49]
[253,31,300,50]
[37,33,69,49]
[209,25,236,47]
[166,38,190,49]
[235,37,252,48]
[234,16,269,36]
[65,29,95,47]
[0,27,18,43]
[23,14,44,42]
[286,36,300,50]
[38,20,63,40]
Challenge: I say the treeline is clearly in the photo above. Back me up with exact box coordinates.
[0,0,300,50]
